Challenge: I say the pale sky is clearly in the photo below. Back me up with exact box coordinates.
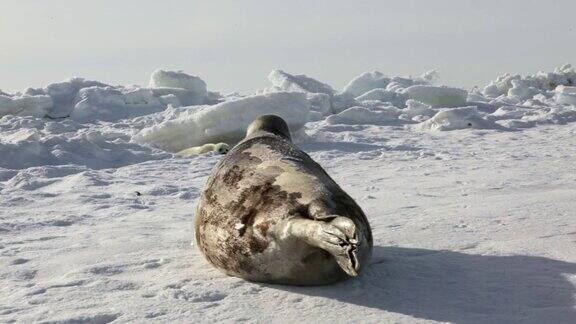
[1,0,575,94]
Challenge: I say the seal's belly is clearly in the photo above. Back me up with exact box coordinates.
[200,217,345,285]
[246,239,346,285]
[195,172,345,284]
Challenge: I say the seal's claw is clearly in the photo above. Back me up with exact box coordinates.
[335,248,358,277]
[317,220,359,276]
[276,217,362,278]
[329,217,357,241]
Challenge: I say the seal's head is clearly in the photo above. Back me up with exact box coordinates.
[246,115,292,141]
[214,143,230,155]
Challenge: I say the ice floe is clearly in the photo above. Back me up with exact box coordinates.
[133,92,310,152]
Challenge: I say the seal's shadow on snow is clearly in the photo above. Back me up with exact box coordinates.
[273,246,576,323]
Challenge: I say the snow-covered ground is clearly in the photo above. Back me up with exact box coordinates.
[1,66,576,323]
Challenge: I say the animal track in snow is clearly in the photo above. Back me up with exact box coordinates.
[86,265,125,276]
[41,312,121,324]
[10,258,29,265]
[145,310,167,319]
[142,258,166,269]
[163,286,227,303]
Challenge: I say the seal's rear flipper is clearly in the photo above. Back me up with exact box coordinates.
[326,217,359,276]
[277,217,360,276]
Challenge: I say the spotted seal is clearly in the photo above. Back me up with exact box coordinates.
[195,115,372,285]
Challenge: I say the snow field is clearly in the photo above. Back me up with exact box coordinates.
[1,64,576,322]
[1,123,575,323]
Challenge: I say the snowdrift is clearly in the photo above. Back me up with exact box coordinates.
[342,71,391,97]
[71,87,169,123]
[482,64,576,99]
[0,63,574,162]
[326,106,401,125]
[133,92,311,152]
[355,89,408,107]
[403,85,468,108]
[0,94,52,118]
[412,107,501,131]
[0,115,168,170]
[555,85,576,105]
[0,71,216,122]
[149,69,209,106]
[268,70,335,96]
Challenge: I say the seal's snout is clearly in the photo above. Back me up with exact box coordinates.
[246,115,292,141]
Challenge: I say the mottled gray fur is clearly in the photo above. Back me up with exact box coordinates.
[195,115,373,285]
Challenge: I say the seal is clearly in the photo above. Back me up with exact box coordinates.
[177,143,230,157]
[195,115,372,285]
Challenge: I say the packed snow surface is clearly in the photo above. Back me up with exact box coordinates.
[1,65,576,323]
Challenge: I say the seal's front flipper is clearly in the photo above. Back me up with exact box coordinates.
[277,217,359,276]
